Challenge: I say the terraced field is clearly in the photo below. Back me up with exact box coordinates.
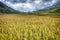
[0,14,60,40]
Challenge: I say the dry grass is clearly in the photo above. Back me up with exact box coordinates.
[0,14,60,40]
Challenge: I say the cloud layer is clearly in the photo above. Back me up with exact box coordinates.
[0,0,59,12]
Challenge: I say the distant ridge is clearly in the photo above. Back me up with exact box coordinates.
[27,6,60,15]
[0,2,20,13]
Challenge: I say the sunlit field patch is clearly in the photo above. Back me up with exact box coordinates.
[0,14,60,40]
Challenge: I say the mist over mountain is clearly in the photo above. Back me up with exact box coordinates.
[0,0,60,12]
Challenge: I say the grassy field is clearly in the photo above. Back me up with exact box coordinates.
[0,14,60,40]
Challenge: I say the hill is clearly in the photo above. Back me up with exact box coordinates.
[0,2,20,13]
[28,6,60,15]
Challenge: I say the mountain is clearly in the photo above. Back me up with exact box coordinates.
[28,6,60,15]
[49,6,60,13]
[0,2,20,13]
[0,1,60,15]
[53,1,60,6]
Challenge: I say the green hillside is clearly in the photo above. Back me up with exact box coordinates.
[49,6,60,13]
[0,2,20,13]
[28,6,60,16]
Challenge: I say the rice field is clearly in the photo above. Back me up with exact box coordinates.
[0,14,60,40]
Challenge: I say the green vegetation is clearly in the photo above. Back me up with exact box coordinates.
[0,2,20,13]
[0,14,60,40]
[28,6,60,16]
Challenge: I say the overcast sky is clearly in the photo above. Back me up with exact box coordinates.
[0,0,59,12]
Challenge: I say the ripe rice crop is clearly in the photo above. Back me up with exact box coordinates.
[0,14,60,40]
